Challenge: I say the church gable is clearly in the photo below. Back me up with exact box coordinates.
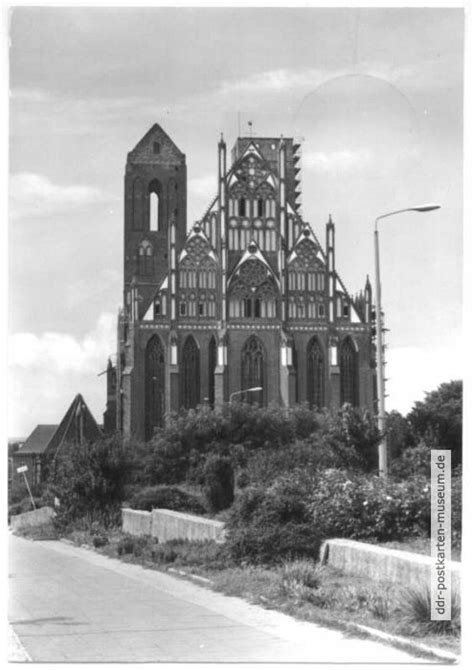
[177,225,217,319]
[128,123,185,165]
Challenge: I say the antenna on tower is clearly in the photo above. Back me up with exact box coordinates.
[248,120,253,138]
[238,111,241,137]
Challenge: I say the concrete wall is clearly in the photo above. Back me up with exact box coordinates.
[10,506,55,531]
[121,508,225,543]
[151,509,226,543]
[320,538,460,595]
[122,508,152,536]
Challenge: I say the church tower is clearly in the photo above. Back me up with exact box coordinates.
[106,124,376,442]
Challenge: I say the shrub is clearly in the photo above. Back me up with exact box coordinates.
[390,442,432,479]
[452,470,462,551]
[203,455,234,513]
[93,534,109,548]
[117,535,135,556]
[129,485,206,515]
[316,405,380,472]
[225,476,321,564]
[309,469,431,542]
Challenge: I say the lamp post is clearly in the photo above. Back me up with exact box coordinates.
[374,204,440,477]
[229,387,263,403]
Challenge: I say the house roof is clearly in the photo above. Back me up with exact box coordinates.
[13,394,102,459]
[17,424,58,455]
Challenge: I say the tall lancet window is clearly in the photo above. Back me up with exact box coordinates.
[241,336,265,406]
[148,180,161,231]
[145,336,165,441]
[340,337,358,407]
[182,336,200,409]
[307,337,325,408]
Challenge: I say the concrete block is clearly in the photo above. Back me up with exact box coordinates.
[320,538,460,596]
[10,506,56,530]
[122,508,152,536]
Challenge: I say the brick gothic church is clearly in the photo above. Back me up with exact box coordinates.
[104,124,376,441]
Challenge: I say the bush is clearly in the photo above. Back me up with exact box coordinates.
[130,403,325,486]
[129,485,206,515]
[225,475,321,564]
[203,455,234,513]
[390,442,432,479]
[116,534,150,557]
[93,534,109,548]
[309,469,431,542]
[452,469,462,551]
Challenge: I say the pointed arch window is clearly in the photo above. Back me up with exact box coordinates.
[340,337,358,406]
[241,336,265,406]
[145,336,165,440]
[307,337,325,409]
[182,336,200,409]
[208,337,217,407]
[148,180,162,231]
[138,240,153,275]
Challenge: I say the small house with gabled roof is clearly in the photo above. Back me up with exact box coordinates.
[12,394,102,486]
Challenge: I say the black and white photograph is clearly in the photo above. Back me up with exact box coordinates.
[6,2,467,665]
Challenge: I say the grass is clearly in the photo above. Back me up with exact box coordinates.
[12,522,59,541]
[207,562,460,656]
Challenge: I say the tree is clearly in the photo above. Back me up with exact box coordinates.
[407,380,462,466]
[385,410,415,460]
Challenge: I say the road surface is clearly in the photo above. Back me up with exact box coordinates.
[9,533,418,663]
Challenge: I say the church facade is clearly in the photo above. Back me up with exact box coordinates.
[104,124,376,442]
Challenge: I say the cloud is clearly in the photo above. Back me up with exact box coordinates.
[217,68,325,97]
[385,343,463,416]
[304,149,372,173]
[8,313,117,436]
[10,172,107,220]
[9,312,116,375]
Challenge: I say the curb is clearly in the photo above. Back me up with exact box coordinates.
[352,623,459,663]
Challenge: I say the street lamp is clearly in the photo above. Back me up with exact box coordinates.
[374,204,441,477]
[229,387,263,403]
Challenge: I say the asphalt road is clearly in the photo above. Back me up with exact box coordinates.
[9,533,418,663]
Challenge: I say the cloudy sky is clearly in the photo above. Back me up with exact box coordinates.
[8,6,464,437]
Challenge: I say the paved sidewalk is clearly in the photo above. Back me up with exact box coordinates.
[9,534,420,663]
